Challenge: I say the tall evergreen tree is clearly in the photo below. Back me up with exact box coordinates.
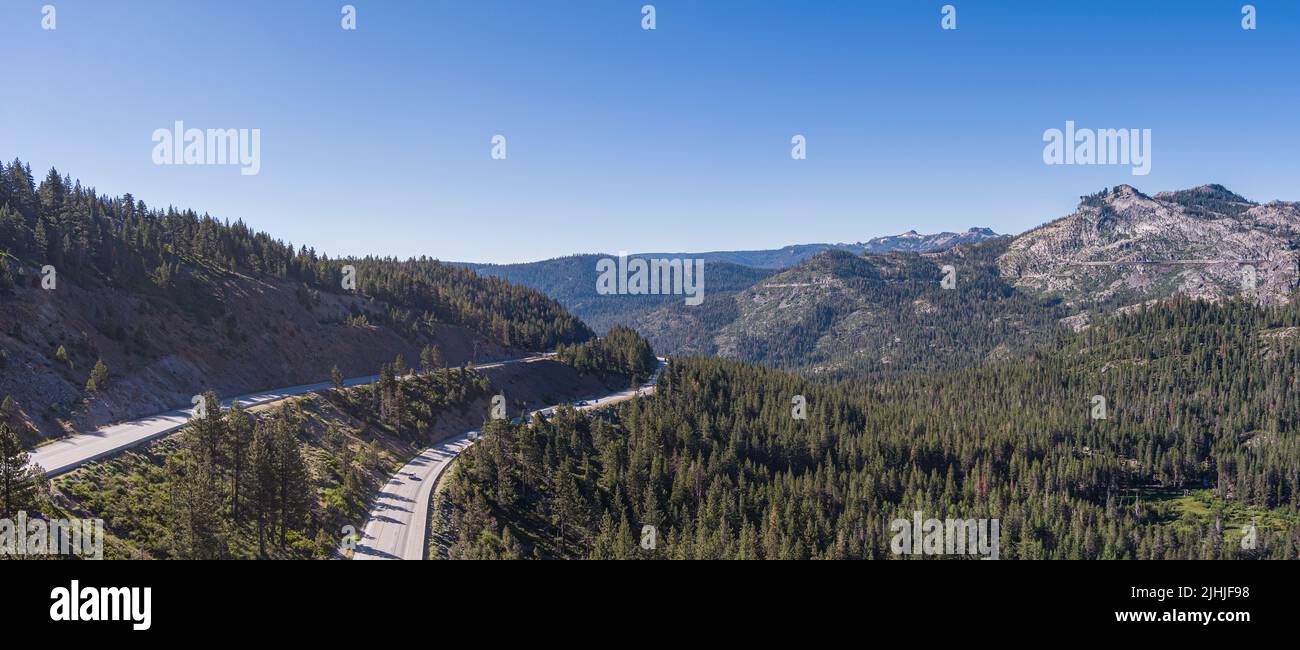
[224,403,254,523]
[273,414,312,547]
[251,418,280,558]
[421,344,445,374]
[0,422,44,518]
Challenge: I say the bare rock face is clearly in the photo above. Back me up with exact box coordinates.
[998,184,1300,309]
[861,227,1004,254]
[0,267,510,441]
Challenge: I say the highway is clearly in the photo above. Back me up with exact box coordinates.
[352,360,664,560]
[28,354,548,477]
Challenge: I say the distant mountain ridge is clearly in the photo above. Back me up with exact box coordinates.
[463,184,1300,378]
[592,184,1300,377]
[631,239,1064,378]
[613,227,1005,269]
[465,227,1002,272]
[465,254,776,334]
[462,227,1003,332]
[859,227,1005,254]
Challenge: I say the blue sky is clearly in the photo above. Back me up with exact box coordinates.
[2,1,1297,263]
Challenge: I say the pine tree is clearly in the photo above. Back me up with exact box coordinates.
[163,453,226,559]
[184,391,225,473]
[0,422,45,518]
[313,527,337,560]
[0,260,13,293]
[273,412,312,547]
[251,419,280,557]
[33,219,49,258]
[224,403,254,523]
[501,526,523,559]
[421,344,445,374]
[85,358,109,392]
[550,458,584,554]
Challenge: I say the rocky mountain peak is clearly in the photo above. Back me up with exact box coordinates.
[1110,184,1146,198]
[999,184,1300,310]
[860,228,1004,254]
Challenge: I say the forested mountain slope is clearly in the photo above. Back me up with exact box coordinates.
[439,298,1300,559]
[463,229,1004,337]
[0,160,591,440]
[551,184,1299,380]
[48,356,626,559]
[636,239,1066,378]
[468,254,775,333]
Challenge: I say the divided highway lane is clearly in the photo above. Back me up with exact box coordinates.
[353,360,665,560]
[28,354,549,477]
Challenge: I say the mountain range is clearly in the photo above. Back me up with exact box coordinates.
[6,163,1299,562]
[633,227,1006,268]
[463,227,1005,334]
[7,168,1298,433]
[468,184,1300,377]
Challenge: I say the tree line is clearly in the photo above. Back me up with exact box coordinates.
[439,297,1300,559]
[0,159,592,350]
[555,325,658,385]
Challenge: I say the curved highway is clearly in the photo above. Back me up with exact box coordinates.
[29,354,548,477]
[353,361,664,560]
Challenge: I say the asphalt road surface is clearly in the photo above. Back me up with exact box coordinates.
[352,360,664,560]
[28,354,547,477]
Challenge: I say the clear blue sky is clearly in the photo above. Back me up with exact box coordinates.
[2,1,1297,263]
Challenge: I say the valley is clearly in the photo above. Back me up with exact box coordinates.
[3,164,1298,562]
[463,184,1300,380]
[5,1,1299,637]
